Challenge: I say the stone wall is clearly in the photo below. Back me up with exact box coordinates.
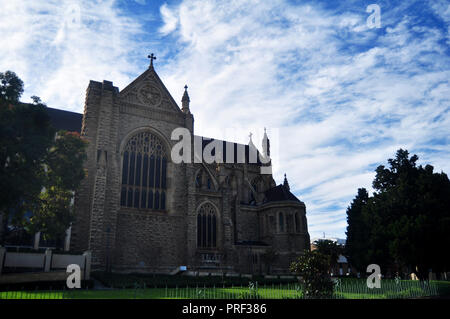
[114,211,187,272]
[236,207,259,242]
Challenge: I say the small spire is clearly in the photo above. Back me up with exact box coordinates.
[262,127,270,158]
[148,53,156,69]
[248,132,255,148]
[283,173,290,191]
[181,84,190,114]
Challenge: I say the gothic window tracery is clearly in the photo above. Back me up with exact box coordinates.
[207,177,212,190]
[251,176,264,193]
[195,169,216,192]
[287,213,294,233]
[197,203,217,248]
[120,131,167,210]
[195,172,202,187]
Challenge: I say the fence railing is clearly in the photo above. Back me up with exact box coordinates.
[0,279,444,299]
[0,246,91,282]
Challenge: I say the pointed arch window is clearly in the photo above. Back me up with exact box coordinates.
[120,131,167,210]
[195,169,216,191]
[195,173,202,187]
[197,203,217,248]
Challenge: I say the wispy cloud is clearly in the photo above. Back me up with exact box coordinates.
[0,0,146,111]
[158,0,450,238]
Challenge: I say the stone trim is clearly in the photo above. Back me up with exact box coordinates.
[119,102,185,126]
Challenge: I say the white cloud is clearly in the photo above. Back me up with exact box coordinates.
[0,0,145,111]
[157,0,450,238]
[159,3,178,35]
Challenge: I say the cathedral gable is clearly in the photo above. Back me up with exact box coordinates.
[119,67,182,114]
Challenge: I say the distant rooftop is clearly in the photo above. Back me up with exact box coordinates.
[311,237,346,245]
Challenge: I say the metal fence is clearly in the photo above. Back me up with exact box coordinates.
[0,279,443,299]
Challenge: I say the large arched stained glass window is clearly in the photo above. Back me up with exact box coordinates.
[120,131,167,210]
[197,203,217,248]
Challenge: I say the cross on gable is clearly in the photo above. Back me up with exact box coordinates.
[148,53,156,68]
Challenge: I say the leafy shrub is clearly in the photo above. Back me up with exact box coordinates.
[290,251,334,298]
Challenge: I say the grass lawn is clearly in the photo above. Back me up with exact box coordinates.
[1,280,449,299]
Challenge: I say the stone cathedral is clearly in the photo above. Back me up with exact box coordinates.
[69,56,310,274]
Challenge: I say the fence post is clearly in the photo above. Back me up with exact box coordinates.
[83,251,91,280]
[64,226,71,252]
[0,246,5,275]
[44,248,52,272]
[33,232,41,250]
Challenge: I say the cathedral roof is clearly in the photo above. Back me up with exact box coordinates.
[264,184,302,203]
[200,137,264,166]
[46,106,83,133]
[41,107,264,166]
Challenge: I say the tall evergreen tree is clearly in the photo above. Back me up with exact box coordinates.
[346,149,450,279]
[345,188,369,272]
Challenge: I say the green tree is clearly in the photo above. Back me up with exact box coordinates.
[0,71,24,102]
[0,71,88,245]
[0,72,55,243]
[290,250,334,298]
[26,131,88,241]
[373,150,450,279]
[345,149,450,280]
[345,188,371,272]
[313,239,344,272]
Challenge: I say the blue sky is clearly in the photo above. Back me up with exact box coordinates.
[1,0,449,239]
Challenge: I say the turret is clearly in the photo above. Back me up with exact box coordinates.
[248,132,256,149]
[262,127,270,158]
[283,173,290,191]
[181,85,190,114]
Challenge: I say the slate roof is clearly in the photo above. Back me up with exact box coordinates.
[264,184,301,203]
[45,107,264,165]
[200,137,264,166]
[46,107,83,133]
